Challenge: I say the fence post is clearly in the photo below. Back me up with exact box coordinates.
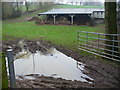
[7,49,16,88]
[69,14,75,25]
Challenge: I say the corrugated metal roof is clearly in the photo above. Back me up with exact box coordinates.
[38,8,104,15]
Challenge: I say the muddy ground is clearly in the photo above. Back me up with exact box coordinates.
[2,38,120,89]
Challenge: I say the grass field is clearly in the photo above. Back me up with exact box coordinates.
[2,21,104,51]
[53,4,104,8]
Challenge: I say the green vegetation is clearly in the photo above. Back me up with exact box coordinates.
[3,5,55,23]
[2,21,103,50]
[2,2,54,20]
[53,4,104,8]
[0,54,2,89]
[1,53,8,88]
[19,3,40,13]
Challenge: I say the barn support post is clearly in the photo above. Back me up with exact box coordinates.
[88,14,95,26]
[52,14,57,24]
[69,14,75,25]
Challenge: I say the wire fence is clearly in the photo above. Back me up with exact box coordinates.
[77,31,120,62]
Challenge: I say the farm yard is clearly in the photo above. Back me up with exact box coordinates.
[1,2,120,89]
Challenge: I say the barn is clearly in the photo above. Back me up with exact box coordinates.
[38,8,105,26]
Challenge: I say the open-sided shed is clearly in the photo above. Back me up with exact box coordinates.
[38,8,105,25]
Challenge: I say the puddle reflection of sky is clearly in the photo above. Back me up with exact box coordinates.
[14,48,93,83]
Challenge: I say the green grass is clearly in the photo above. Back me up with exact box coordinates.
[2,21,103,50]
[0,53,8,88]
[53,4,104,8]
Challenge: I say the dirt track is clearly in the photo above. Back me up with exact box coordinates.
[2,38,120,89]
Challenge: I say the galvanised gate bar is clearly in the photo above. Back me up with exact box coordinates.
[77,31,120,62]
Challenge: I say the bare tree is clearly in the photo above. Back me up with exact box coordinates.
[15,0,19,11]
[25,0,29,12]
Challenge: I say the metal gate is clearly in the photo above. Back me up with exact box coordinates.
[77,31,120,62]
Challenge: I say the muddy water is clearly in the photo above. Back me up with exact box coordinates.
[14,48,93,83]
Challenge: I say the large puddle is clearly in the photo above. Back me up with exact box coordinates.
[12,48,93,83]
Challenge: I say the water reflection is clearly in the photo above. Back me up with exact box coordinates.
[14,48,93,83]
[32,54,35,74]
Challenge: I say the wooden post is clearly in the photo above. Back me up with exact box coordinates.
[7,49,16,88]
[69,14,75,25]
[52,15,57,24]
